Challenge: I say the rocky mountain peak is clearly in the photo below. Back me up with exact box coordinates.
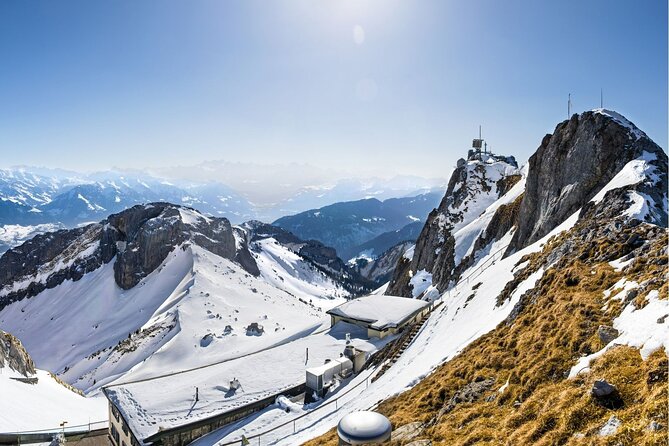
[0,330,35,377]
[387,153,521,297]
[105,203,238,289]
[0,203,242,308]
[506,109,666,254]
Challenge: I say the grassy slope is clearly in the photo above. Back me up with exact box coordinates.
[304,219,667,446]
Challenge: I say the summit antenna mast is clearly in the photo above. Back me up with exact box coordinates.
[567,93,571,118]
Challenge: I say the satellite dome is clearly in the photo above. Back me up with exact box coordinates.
[337,411,392,444]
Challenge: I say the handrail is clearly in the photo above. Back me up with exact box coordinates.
[214,366,378,446]
[1,420,108,435]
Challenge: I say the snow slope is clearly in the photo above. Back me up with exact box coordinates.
[0,368,107,432]
[202,199,581,445]
[0,242,340,394]
[254,238,349,308]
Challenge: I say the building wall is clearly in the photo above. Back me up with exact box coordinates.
[108,403,140,446]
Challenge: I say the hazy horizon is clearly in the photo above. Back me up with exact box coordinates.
[1,0,667,178]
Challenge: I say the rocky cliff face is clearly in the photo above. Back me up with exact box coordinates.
[388,110,667,299]
[506,109,667,254]
[0,330,35,377]
[387,154,520,297]
[0,203,243,309]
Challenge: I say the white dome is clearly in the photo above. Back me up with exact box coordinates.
[337,411,392,444]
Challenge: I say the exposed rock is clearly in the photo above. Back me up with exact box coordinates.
[599,415,622,437]
[591,379,623,409]
[353,241,413,285]
[387,154,519,297]
[392,422,424,441]
[0,203,245,308]
[246,322,264,336]
[507,110,666,254]
[646,421,663,432]
[0,330,36,376]
[436,378,495,420]
[405,440,432,446]
[597,325,619,344]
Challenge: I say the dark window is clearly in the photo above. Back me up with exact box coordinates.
[111,425,120,446]
[111,405,120,422]
[122,421,129,435]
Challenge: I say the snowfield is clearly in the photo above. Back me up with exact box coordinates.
[105,321,391,441]
[0,369,107,432]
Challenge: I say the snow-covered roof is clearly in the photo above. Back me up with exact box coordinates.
[327,295,430,330]
[103,322,387,441]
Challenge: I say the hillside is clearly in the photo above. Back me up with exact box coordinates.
[270,110,667,446]
[0,204,370,405]
[0,329,106,431]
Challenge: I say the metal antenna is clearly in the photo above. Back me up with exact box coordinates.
[567,93,571,118]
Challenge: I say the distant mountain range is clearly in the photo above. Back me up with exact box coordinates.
[0,167,445,253]
[273,193,442,261]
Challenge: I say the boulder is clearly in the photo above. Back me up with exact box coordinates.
[599,415,621,437]
[591,379,624,409]
[597,325,619,344]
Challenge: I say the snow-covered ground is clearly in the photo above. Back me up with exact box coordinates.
[0,244,338,393]
[0,223,64,254]
[105,322,391,441]
[0,368,107,432]
[254,238,349,308]
[196,203,581,445]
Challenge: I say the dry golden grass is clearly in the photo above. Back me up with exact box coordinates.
[303,222,667,446]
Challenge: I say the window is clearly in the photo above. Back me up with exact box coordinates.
[111,425,120,446]
[111,405,120,422]
[122,421,129,435]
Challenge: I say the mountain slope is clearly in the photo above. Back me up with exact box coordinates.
[0,329,106,431]
[387,153,521,297]
[271,110,667,446]
[0,204,369,393]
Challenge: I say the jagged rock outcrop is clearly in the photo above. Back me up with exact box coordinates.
[110,204,237,289]
[0,330,36,376]
[0,203,244,309]
[507,109,667,254]
[387,154,519,297]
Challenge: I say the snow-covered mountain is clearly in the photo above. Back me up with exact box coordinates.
[293,109,668,446]
[0,329,106,431]
[0,169,255,227]
[0,168,444,255]
[1,110,666,445]
[0,203,371,406]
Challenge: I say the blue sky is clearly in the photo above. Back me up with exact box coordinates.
[0,0,666,177]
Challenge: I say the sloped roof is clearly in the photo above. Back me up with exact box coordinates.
[327,295,429,330]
